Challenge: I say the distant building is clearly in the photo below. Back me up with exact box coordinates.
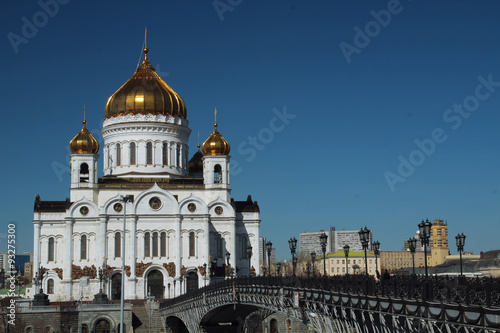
[322,250,378,276]
[0,252,32,276]
[430,219,449,267]
[299,227,372,257]
[25,262,33,280]
[380,251,425,274]
[474,250,500,277]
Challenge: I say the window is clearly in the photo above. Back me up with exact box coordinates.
[214,164,222,183]
[342,259,345,264]
[337,260,339,264]
[189,232,195,257]
[130,142,136,164]
[241,236,248,259]
[80,163,89,182]
[116,143,121,166]
[337,267,340,273]
[160,232,166,257]
[81,325,88,333]
[81,235,87,260]
[162,142,168,165]
[146,142,153,165]
[176,146,181,167]
[286,319,292,331]
[115,232,121,257]
[48,237,54,261]
[152,232,158,257]
[144,232,150,257]
[216,234,223,258]
[47,279,54,294]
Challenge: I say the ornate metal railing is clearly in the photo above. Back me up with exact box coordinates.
[161,274,500,309]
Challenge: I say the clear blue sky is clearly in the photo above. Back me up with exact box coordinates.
[2,1,500,260]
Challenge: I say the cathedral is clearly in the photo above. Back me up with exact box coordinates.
[32,43,261,301]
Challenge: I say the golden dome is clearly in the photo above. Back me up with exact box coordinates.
[202,113,230,156]
[70,120,100,154]
[104,47,187,119]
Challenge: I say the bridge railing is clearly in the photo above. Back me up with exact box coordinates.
[160,274,500,309]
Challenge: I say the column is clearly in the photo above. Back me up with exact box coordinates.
[99,217,107,263]
[128,215,137,299]
[63,220,73,298]
[33,221,40,292]
[175,216,181,278]
[229,219,236,273]
[179,144,184,169]
[169,142,174,168]
[203,217,209,284]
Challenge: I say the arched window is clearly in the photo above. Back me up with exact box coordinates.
[189,232,195,257]
[241,236,248,259]
[176,145,180,167]
[162,142,168,165]
[116,143,121,166]
[48,237,54,261]
[152,232,158,257]
[81,324,88,333]
[81,235,87,260]
[286,319,292,331]
[80,163,89,182]
[270,319,278,333]
[115,232,121,258]
[130,142,136,164]
[146,142,153,165]
[160,232,166,257]
[47,279,54,294]
[144,232,150,257]
[214,164,222,183]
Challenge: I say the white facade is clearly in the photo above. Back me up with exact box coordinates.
[32,50,261,302]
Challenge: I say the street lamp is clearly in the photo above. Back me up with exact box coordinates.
[372,240,380,275]
[456,233,466,277]
[293,256,298,277]
[306,263,311,278]
[203,263,207,287]
[320,232,328,277]
[288,237,297,277]
[418,219,432,278]
[408,237,417,275]
[343,245,350,275]
[266,241,273,276]
[246,245,253,277]
[311,252,316,278]
[358,227,370,277]
[120,195,132,333]
[225,252,231,278]
[276,262,281,277]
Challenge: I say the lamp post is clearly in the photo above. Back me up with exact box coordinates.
[343,245,350,275]
[306,263,311,278]
[276,262,281,277]
[418,219,432,279]
[225,252,231,278]
[311,252,316,278]
[288,237,297,277]
[167,283,170,298]
[293,256,298,277]
[408,237,417,275]
[372,240,380,275]
[203,263,207,287]
[456,233,466,278]
[211,258,217,278]
[320,232,328,277]
[246,245,253,277]
[120,195,132,333]
[358,227,370,277]
[266,241,273,276]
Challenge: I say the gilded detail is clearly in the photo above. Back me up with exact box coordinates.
[71,264,97,280]
[53,268,63,280]
[136,262,152,277]
[163,262,175,278]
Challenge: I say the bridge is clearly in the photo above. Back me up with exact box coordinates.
[159,275,500,333]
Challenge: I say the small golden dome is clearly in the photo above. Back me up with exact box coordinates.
[202,119,231,156]
[105,48,187,119]
[70,120,100,154]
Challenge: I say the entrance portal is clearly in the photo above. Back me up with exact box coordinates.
[147,270,164,299]
[95,319,110,333]
[111,273,121,300]
[186,271,198,294]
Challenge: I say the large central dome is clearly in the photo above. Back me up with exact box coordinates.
[105,48,187,119]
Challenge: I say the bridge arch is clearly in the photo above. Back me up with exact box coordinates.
[164,315,189,333]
